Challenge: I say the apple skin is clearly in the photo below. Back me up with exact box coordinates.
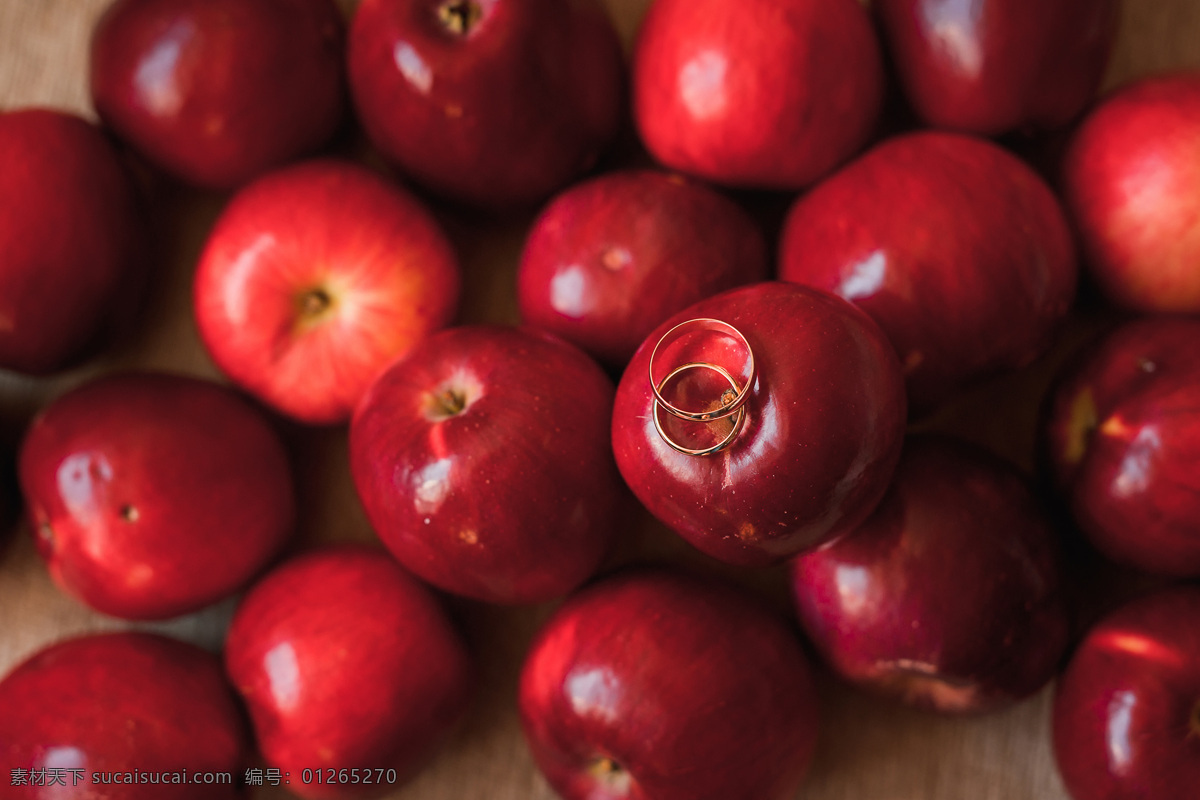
[875,0,1119,135]
[1042,317,1200,578]
[0,108,143,375]
[349,325,626,605]
[1062,72,1200,313]
[516,169,768,369]
[612,281,906,567]
[779,130,1077,415]
[0,631,249,799]
[1053,585,1200,800]
[347,0,624,209]
[790,434,1070,714]
[18,371,295,620]
[632,0,884,190]
[518,568,819,800]
[194,159,461,425]
[225,545,472,799]
[90,0,346,189]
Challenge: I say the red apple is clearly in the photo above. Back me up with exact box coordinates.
[18,371,295,620]
[779,130,1077,414]
[518,568,819,800]
[611,281,906,567]
[0,108,143,375]
[225,544,472,798]
[632,0,884,190]
[90,0,346,189]
[1042,317,1200,577]
[1062,71,1200,313]
[0,631,248,799]
[875,0,1119,135]
[350,325,626,604]
[790,435,1070,714]
[194,159,461,425]
[347,0,624,209]
[516,169,768,369]
[1053,585,1200,800]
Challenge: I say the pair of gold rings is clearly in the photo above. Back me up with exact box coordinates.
[648,318,756,456]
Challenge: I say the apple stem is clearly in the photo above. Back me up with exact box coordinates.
[438,0,482,35]
[299,287,333,318]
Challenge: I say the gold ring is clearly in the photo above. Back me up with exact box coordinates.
[652,361,747,456]
[647,318,755,423]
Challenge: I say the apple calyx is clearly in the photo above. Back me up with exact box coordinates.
[293,285,340,333]
[438,0,484,36]
[589,756,632,794]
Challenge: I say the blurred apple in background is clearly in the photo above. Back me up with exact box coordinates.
[0,108,143,375]
[350,325,627,605]
[1062,71,1200,313]
[632,0,884,189]
[225,545,473,798]
[519,569,820,800]
[791,435,1070,714]
[18,372,295,620]
[875,0,1119,135]
[194,159,461,425]
[612,282,906,567]
[1042,317,1200,578]
[779,130,1076,415]
[0,631,249,799]
[347,0,624,209]
[90,0,346,189]
[516,169,767,370]
[1053,585,1200,800]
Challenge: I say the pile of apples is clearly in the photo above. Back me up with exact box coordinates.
[0,0,1198,798]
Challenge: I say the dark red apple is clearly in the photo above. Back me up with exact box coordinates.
[194,159,461,425]
[1062,71,1200,312]
[90,0,346,189]
[0,108,143,375]
[632,0,884,190]
[0,631,248,799]
[18,371,295,620]
[779,130,1077,414]
[225,544,472,798]
[518,568,819,800]
[1042,317,1200,577]
[611,281,906,567]
[516,169,768,369]
[790,435,1069,714]
[875,0,1119,135]
[1053,585,1200,799]
[347,0,624,209]
[350,325,626,604]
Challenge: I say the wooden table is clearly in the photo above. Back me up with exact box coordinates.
[1,2,1198,798]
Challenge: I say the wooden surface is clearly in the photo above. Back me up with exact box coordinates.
[1,1,1198,799]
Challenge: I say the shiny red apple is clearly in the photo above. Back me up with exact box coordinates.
[1042,317,1200,577]
[779,130,1077,414]
[18,371,295,620]
[1062,71,1200,312]
[611,281,906,567]
[90,0,346,189]
[518,568,820,800]
[1053,585,1200,799]
[516,169,768,369]
[791,435,1070,714]
[875,0,1119,135]
[194,159,461,425]
[350,325,626,604]
[632,0,884,190]
[347,0,624,208]
[225,544,472,798]
[0,631,249,799]
[0,108,143,375]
